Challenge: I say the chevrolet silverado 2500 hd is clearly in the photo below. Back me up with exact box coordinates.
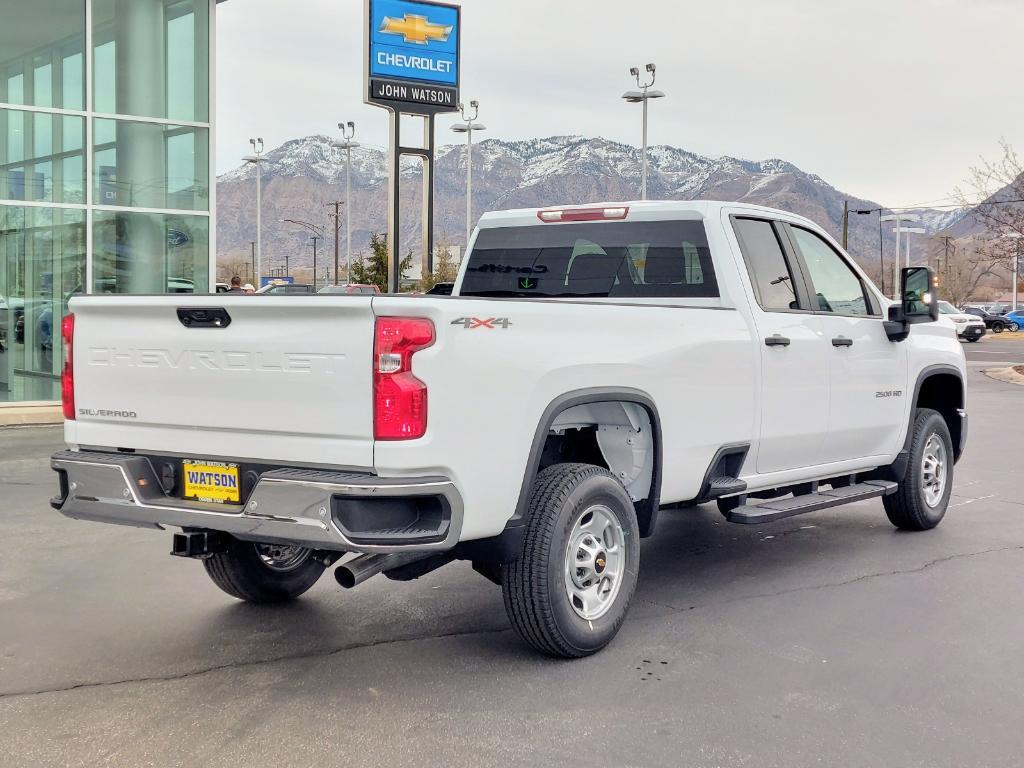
[50,201,966,658]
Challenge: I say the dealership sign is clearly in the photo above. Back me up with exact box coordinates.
[365,0,460,113]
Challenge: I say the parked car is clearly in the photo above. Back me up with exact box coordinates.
[962,306,1019,333]
[939,301,986,341]
[1003,308,1024,326]
[256,282,315,294]
[51,201,967,658]
[425,282,455,295]
[318,284,381,295]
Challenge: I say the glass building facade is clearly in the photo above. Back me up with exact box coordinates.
[0,0,215,403]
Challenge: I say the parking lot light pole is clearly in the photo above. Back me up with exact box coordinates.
[622,64,665,201]
[1000,232,1022,311]
[243,138,264,280]
[880,213,921,298]
[333,123,359,285]
[451,101,486,248]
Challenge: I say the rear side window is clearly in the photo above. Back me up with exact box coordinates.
[732,218,799,311]
[459,220,718,299]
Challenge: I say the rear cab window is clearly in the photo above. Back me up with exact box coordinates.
[458,220,719,299]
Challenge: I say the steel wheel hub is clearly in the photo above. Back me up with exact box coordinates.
[921,434,947,508]
[255,543,312,572]
[563,504,625,620]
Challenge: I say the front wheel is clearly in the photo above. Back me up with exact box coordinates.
[1009,322,1020,332]
[203,537,325,603]
[502,463,640,658]
[883,408,953,531]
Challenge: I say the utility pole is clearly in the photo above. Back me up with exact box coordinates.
[333,122,359,285]
[250,241,256,286]
[326,201,344,284]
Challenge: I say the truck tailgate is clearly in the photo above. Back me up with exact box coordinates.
[65,295,374,468]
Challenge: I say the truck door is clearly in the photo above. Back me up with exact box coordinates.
[731,216,830,474]
[783,224,908,462]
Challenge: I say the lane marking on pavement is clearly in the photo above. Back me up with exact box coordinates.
[949,494,996,508]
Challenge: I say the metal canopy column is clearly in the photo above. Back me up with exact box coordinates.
[386,111,436,293]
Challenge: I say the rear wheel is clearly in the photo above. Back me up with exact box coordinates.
[502,463,640,658]
[993,323,1004,333]
[883,408,953,531]
[203,537,325,603]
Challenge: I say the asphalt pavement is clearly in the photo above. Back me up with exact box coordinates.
[0,336,1022,768]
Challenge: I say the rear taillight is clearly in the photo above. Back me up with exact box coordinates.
[61,313,75,420]
[373,316,434,440]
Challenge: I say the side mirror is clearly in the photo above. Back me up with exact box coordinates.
[884,267,938,342]
[900,266,939,323]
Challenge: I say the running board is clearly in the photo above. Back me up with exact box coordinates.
[723,480,898,525]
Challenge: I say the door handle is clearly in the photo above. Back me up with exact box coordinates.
[832,336,853,347]
[764,334,791,347]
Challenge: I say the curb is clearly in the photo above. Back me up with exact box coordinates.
[983,367,1024,386]
[0,404,63,427]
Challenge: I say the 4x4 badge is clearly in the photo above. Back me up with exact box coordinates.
[450,317,512,329]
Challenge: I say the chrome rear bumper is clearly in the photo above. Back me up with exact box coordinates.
[50,450,463,554]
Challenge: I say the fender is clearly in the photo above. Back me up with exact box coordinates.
[454,387,664,565]
[878,364,966,482]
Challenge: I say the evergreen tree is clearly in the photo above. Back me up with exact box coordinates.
[350,232,413,292]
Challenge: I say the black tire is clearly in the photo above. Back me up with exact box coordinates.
[1009,322,1020,332]
[966,337,979,342]
[502,463,640,658]
[883,408,954,531]
[992,323,1003,334]
[203,537,325,603]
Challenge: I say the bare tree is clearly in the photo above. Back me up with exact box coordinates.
[953,140,1023,271]
[929,237,1003,307]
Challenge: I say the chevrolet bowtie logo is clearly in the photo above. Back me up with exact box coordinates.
[380,14,452,45]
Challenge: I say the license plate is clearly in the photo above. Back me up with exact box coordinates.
[182,461,241,504]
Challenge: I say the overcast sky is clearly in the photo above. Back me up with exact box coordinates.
[216,0,1024,207]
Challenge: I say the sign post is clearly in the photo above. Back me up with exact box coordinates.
[365,0,460,292]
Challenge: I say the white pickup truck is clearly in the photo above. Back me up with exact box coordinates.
[50,201,967,658]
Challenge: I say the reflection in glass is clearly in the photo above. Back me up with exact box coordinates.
[92,119,209,211]
[0,206,86,402]
[92,0,209,122]
[93,210,209,294]
[0,1,86,110]
[0,108,86,203]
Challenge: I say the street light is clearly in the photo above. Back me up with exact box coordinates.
[880,212,920,298]
[243,138,264,281]
[332,122,359,284]
[281,218,326,289]
[451,101,487,248]
[622,63,665,201]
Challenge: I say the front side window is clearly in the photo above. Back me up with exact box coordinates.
[732,218,799,311]
[459,220,718,299]
[790,227,873,316]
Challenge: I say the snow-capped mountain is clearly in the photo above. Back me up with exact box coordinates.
[215,134,953,274]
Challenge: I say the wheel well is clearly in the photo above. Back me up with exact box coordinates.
[916,372,964,459]
[538,400,660,537]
